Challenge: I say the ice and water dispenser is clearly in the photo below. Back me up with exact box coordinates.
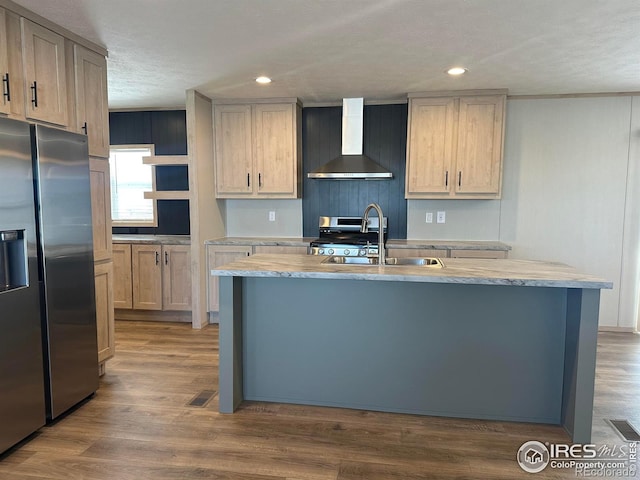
[0,229,28,292]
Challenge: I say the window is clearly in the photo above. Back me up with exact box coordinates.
[109,145,157,226]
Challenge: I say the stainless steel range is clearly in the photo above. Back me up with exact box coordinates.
[309,216,387,257]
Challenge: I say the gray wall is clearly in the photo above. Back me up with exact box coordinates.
[225,199,303,237]
[501,97,634,329]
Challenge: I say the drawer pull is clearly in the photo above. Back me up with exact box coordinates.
[2,73,10,102]
[30,81,38,108]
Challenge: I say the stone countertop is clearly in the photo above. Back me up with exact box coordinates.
[212,254,612,289]
[387,239,511,251]
[205,237,510,251]
[113,235,191,245]
[205,237,314,247]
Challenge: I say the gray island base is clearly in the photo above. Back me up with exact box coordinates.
[215,255,612,443]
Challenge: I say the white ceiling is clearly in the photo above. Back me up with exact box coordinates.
[11,0,640,109]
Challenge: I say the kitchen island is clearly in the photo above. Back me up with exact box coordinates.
[213,254,612,443]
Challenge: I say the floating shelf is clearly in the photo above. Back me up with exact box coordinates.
[142,155,189,166]
[143,191,190,200]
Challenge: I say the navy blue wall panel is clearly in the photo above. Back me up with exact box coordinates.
[302,104,407,239]
[109,110,189,235]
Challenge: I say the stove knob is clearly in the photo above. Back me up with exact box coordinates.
[359,250,366,256]
[318,249,324,255]
[328,249,334,255]
[344,249,350,256]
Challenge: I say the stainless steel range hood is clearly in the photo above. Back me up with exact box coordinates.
[307,98,393,180]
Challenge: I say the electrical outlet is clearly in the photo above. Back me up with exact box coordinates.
[268,211,276,222]
[437,211,446,224]
[425,212,433,223]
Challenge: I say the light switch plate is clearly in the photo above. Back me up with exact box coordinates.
[437,211,446,224]
[425,212,433,223]
[268,211,276,222]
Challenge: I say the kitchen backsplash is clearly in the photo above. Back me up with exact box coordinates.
[301,104,408,239]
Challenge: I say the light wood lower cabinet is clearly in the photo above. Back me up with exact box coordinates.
[162,245,191,311]
[207,245,253,312]
[94,261,114,363]
[207,244,309,313]
[116,243,191,312]
[89,158,111,262]
[132,245,163,310]
[112,243,132,308]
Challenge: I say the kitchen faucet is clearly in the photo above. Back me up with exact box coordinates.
[361,203,385,265]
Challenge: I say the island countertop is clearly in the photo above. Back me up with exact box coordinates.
[212,253,612,289]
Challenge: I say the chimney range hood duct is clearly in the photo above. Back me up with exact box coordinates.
[307,98,393,180]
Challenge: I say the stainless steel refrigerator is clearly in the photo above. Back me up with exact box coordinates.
[0,117,98,454]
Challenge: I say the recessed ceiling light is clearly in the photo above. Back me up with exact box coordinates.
[255,76,272,84]
[447,67,467,76]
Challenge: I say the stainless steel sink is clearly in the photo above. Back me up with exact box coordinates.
[385,257,443,266]
[322,256,378,265]
[322,256,443,268]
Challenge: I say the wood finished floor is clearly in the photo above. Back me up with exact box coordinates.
[1,321,638,479]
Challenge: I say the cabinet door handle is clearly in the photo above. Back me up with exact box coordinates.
[30,81,38,108]
[165,251,168,265]
[458,171,462,187]
[155,251,159,265]
[247,173,250,187]
[258,173,262,188]
[81,122,88,135]
[2,73,10,102]
[445,170,448,187]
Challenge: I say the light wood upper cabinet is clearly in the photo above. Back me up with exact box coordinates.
[406,92,506,199]
[214,104,253,195]
[405,97,456,194]
[89,158,112,262]
[0,8,9,115]
[112,243,133,309]
[253,103,296,196]
[94,261,115,363]
[132,244,163,311]
[74,45,109,157]
[162,245,192,311]
[214,100,301,199]
[20,18,68,126]
[455,96,505,195]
